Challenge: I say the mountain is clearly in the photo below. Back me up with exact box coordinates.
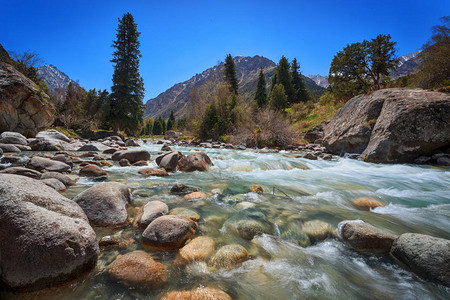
[390,50,422,78]
[144,56,325,118]
[37,64,75,92]
[308,74,329,88]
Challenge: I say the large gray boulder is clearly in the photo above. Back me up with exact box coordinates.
[36,129,71,143]
[0,131,27,145]
[112,149,150,164]
[177,152,213,172]
[27,156,71,173]
[338,220,397,253]
[156,151,184,172]
[390,233,449,287]
[323,89,450,163]
[0,174,98,290]
[0,62,55,137]
[72,182,132,227]
[0,166,42,179]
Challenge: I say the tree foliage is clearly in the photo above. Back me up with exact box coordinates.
[109,12,145,135]
[224,54,239,94]
[269,83,288,110]
[291,58,309,103]
[416,16,450,89]
[329,34,397,96]
[254,68,268,108]
[275,56,295,104]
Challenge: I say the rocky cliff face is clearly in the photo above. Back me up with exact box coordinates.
[308,74,329,88]
[0,62,55,137]
[144,56,325,118]
[322,88,450,164]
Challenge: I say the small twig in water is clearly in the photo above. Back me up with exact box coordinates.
[272,187,293,199]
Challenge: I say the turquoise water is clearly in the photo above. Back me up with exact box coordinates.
[5,144,450,299]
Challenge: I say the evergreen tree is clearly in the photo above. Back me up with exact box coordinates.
[110,13,145,134]
[167,111,175,130]
[270,72,278,92]
[269,84,288,111]
[152,118,163,135]
[200,102,219,139]
[224,54,239,94]
[254,68,268,108]
[276,56,295,103]
[291,58,309,103]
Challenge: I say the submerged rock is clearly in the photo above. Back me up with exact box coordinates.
[170,207,200,221]
[209,244,249,270]
[170,183,198,195]
[390,233,450,287]
[0,174,98,290]
[301,220,335,242]
[72,182,132,226]
[138,168,169,177]
[178,236,215,263]
[338,220,397,253]
[160,287,232,300]
[177,152,213,172]
[184,191,207,200]
[142,215,197,250]
[250,185,263,193]
[108,250,167,290]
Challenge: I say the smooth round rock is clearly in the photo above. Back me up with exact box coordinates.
[142,215,197,250]
[0,174,98,290]
[138,168,169,177]
[160,287,232,300]
[72,182,132,226]
[170,207,200,221]
[353,197,385,210]
[177,152,213,172]
[301,220,335,241]
[184,192,207,200]
[170,183,198,195]
[179,236,215,263]
[41,178,66,192]
[136,200,169,229]
[0,166,42,179]
[108,250,167,290]
[41,172,76,186]
[27,156,71,173]
[209,244,249,270]
[79,164,107,177]
[112,149,150,164]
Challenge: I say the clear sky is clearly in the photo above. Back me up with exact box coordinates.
[1,0,448,100]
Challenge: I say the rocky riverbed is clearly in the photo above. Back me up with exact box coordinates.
[0,130,449,299]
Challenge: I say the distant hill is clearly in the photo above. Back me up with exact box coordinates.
[37,64,76,92]
[144,55,326,118]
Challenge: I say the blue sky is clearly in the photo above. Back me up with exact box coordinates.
[1,0,448,99]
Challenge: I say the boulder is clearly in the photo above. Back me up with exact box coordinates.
[138,168,169,177]
[0,131,27,145]
[79,164,107,177]
[161,143,173,151]
[135,200,169,229]
[119,158,130,166]
[170,183,198,195]
[160,287,231,300]
[177,152,213,172]
[72,182,132,226]
[156,151,184,172]
[352,197,385,210]
[125,139,140,147]
[0,154,25,164]
[107,250,167,290]
[164,130,182,139]
[323,89,450,163]
[170,207,200,221]
[0,62,55,137]
[184,192,207,200]
[0,174,98,290]
[209,244,249,270]
[112,149,150,164]
[178,236,215,263]
[41,178,66,192]
[390,233,449,287]
[52,153,74,167]
[0,143,21,153]
[27,156,71,173]
[77,142,109,152]
[36,129,71,143]
[132,160,148,166]
[338,220,398,253]
[304,121,328,144]
[41,171,76,186]
[0,166,41,179]
[142,215,197,250]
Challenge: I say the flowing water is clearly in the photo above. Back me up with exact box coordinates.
[5,144,450,299]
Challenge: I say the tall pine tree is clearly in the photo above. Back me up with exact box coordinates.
[291,58,309,103]
[110,13,145,134]
[275,56,295,104]
[254,68,268,108]
[269,84,288,111]
[224,54,239,94]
